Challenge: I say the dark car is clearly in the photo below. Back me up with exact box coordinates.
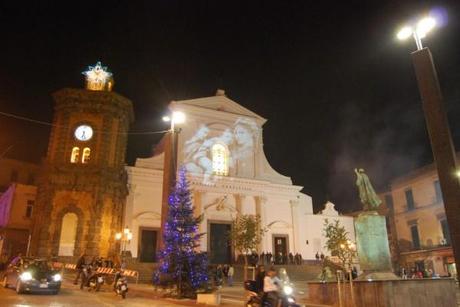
[1,258,62,294]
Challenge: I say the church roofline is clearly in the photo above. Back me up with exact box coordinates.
[171,95,267,125]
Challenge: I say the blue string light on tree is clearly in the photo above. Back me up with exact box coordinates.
[153,167,209,298]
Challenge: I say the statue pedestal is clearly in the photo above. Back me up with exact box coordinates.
[355,211,398,280]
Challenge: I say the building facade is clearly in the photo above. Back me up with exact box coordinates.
[0,158,39,193]
[0,184,37,258]
[124,93,355,264]
[380,163,454,276]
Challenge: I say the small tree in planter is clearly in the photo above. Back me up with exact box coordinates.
[229,214,266,280]
[154,168,209,298]
[323,219,357,277]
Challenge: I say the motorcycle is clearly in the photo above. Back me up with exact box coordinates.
[114,270,128,299]
[244,272,299,307]
[87,270,105,292]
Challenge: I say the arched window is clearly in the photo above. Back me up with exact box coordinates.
[70,147,80,163]
[58,213,78,256]
[82,147,91,164]
[212,144,229,176]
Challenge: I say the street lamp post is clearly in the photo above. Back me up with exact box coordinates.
[159,110,185,248]
[115,226,133,257]
[397,15,460,279]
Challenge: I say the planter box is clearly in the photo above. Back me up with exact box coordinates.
[196,292,221,305]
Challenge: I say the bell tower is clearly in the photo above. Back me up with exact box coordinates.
[31,62,134,258]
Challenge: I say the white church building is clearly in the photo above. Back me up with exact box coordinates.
[124,91,355,264]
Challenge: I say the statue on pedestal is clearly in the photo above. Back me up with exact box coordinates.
[353,168,397,280]
[354,168,381,211]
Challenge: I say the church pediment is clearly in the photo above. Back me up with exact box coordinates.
[172,94,266,124]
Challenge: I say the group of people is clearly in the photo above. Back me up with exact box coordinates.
[236,251,303,266]
[212,264,234,287]
[314,252,326,261]
[399,267,443,279]
[74,253,126,288]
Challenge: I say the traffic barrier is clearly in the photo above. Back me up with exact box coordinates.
[122,269,139,284]
[97,267,115,274]
[53,262,139,284]
[65,263,77,270]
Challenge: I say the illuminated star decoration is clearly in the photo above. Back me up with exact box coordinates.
[82,61,112,90]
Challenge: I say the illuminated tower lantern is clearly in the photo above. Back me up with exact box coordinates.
[30,62,133,258]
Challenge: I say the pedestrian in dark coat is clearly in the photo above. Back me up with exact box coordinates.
[74,253,86,285]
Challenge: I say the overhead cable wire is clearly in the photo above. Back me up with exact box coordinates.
[0,110,168,135]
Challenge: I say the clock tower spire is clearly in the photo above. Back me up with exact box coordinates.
[30,62,134,258]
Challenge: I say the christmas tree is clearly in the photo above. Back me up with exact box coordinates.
[154,167,209,298]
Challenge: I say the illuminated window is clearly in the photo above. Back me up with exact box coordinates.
[70,147,80,163]
[212,144,229,176]
[82,147,91,164]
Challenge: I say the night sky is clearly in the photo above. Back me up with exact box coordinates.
[1,1,459,212]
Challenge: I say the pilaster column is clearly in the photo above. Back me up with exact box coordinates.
[193,190,203,218]
[256,196,267,253]
[233,193,245,215]
[290,199,300,253]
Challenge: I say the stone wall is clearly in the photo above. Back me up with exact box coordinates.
[306,278,456,307]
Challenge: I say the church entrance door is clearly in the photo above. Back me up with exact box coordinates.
[139,228,158,262]
[273,235,289,265]
[209,222,232,264]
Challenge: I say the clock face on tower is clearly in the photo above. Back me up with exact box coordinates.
[74,125,93,141]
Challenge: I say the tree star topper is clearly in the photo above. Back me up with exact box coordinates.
[82,61,113,91]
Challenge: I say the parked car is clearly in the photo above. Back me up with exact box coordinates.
[1,258,62,294]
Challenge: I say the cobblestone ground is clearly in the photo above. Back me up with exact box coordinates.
[0,278,317,307]
[0,280,193,307]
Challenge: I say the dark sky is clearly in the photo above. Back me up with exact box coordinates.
[1,1,459,212]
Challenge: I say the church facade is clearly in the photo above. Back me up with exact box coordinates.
[124,92,355,263]
[0,65,355,262]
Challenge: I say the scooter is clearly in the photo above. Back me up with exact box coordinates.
[114,270,128,299]
[244,279,299,307]
[88,270,105,292]
[277,281,300,307]
[80,264,92,290]
[244,280,262,307]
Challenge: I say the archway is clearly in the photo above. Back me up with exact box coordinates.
[58,213,78,256]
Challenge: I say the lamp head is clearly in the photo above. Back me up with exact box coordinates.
[416,17,436,38]
[397,26,413,40]
[172,111,186,124]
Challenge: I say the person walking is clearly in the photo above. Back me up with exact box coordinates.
[74,253,86,285]
[227,265,234,287]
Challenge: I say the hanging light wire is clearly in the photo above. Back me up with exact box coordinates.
[0,110,168,135]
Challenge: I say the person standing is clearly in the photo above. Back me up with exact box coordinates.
[401,267,407,279]
[222,265,229,284]
[315,252,320,261]
[74,253,86,285]
[227,265,234,287]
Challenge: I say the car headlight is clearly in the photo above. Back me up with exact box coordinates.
[20,272,33,281]
[283,285,293,295]
[53,274,62,282]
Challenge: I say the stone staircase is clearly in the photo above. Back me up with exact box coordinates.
[124,260,325,283]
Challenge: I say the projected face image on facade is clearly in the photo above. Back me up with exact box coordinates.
[183,118,259,184]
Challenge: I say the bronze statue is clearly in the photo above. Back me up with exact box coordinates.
[354,168,382,211]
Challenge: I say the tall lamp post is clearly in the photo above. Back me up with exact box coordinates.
[159,110,185,248]
[115,226,133,257]
[397,15,460,278]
